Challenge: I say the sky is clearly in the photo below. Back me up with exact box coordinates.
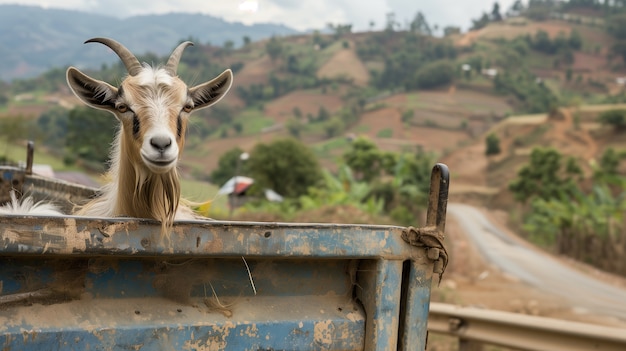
[0,0,518,32]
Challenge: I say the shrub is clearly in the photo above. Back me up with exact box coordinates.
[411,61,456,89]
[485,133,501,155]
[598,109,626,130]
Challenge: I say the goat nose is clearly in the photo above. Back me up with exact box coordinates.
[150,136,172,152]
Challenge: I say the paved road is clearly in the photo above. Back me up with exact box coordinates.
[448,203,626,321]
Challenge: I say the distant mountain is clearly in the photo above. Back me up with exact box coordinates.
[0,5,298,81]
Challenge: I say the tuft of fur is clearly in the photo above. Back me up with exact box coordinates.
[0,191,62,216]
[73,128,200,241]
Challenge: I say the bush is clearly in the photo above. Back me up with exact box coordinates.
[410,61,455,90]
[485,133,501,155]
[248,138,323,198]
[598,109,626,129]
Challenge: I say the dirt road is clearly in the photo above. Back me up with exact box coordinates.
[448,203,626,321]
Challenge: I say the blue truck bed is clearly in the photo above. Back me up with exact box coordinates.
[0,159,449,351]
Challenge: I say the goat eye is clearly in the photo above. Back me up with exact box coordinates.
[116,104,129,113]
[182,104,193,113]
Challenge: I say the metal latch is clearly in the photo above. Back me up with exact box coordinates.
[402,163,449,283]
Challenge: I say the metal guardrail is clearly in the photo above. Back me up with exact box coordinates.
[428,303,626,351]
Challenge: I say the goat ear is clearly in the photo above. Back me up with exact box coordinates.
[66,67,118,112]
[189,69,233,111]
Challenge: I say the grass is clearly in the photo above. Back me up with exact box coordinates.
[0,138,82,171]
[302,120,328,135]
[180,178,230,216]
[180,178,220,201]
[353,124,370,133]
[376,128,393,138]
[237,109,276,135]
[311,137,350,158]
[404,93,430,109]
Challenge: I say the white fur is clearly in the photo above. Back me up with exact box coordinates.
[0,191,62,216]
[136,65,174,87]
[3,44,232,225]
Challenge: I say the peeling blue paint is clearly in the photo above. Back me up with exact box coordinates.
[0,167,445,350]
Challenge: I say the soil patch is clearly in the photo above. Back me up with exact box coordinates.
[316,46,369,86]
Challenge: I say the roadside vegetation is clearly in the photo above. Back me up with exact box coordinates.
[2,0,626,273]
[509,145,626,275]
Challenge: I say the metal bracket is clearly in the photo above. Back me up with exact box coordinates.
[0,141,34,205]
[26,140,34,176]
[402,163,450,283]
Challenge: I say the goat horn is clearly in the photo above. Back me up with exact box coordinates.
[165,41,194,76]
[85,37,142,76]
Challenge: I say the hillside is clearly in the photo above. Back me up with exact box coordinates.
[3,3,626,334]
[0,5,297,80]
[2,2,626,190]
[444,104,626,200]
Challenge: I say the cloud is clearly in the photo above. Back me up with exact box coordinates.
[0,0,518,31]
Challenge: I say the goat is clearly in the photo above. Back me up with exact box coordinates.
[1,38,233,235]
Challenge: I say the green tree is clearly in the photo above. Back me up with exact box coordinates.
[611,41,626,63]
[210,147,246,186]
[568,29,583,50]
[402,109,414,123]
[525,0,555,20]
[343,137,388,182]
[471,13,491,30]
[511,0,524,12]
[66,106,116,164]
[566,68,573,82]
[286,118,304,138]
[598,109,626,129]
[607,13,626,40]
[593,148,626,185]
[531,30,556,54]
[485,133,501,155]
[385,12,399,32]
[37,106,69,148]
[0,92,8,106]
[248,138,322,198]
[565,156,583,179]
[491,2,503,21]
[317,106,331,122]
[0,115,33,158]
[523,183,626,273]
[324,118,345,138]
[233,121,243,135]
[509,148,580,203]
[409,11,432,35]
[367,148,433,225]
[243,36,251,47]
[411,61,456,89]
[265,36,284,62]
[223,40,235,52]
[292,107,303,120]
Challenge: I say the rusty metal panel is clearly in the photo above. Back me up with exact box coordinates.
[0,163,450,350]
[0,216,417,259]
[0,256,366,350]
[0,258,355,299]
[357,259,404,351]
[0,219,423,351]
[0,296,366,350]
[399,260,433,351]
